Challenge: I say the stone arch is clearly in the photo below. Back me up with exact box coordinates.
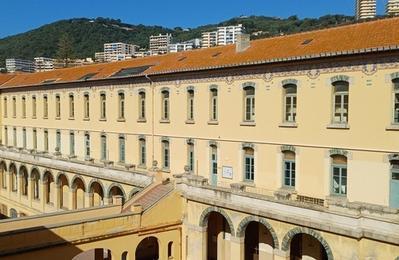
[198,206,235,235]
[129,187,140,198]
[56,172,70,187]
[71,175,87,190]
[0,160,8,172]
[236,216,279,248]
[88,179,105,194]
[30,166,40,178]
[135,236,159,260]
[107,183,126,198]
[281,227,334,260]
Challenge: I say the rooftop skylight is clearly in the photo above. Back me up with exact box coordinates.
[79,73,98,81]
[110,65,152,78]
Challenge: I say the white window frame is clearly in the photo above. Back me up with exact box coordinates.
[332,81,349,124]
[243,147,255,182]
[161,90,170,121]
[243,86,255,122]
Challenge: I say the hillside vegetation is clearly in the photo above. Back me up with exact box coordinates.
[0,15,354,67]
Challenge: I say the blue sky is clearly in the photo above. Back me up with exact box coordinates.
[0,0,387,38]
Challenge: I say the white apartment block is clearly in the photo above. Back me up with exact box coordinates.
[34,57,55,72]
[168,42,193,53]
[95,52,105,63]
[356,0,376,20]
[103,43,138,62]
[387,0,399,16]
[5,58,34,73]
[217,24,244,46]
[201,31,217,48]
[149,34,172,54]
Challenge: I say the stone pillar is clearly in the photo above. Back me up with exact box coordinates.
[6,171,11,197]
[104,196,111,206]
[273,249,290,260]
[85,192,93,208]
[230,236,244,260]
[41,180,47,212]
[17,173,22,201]
[54,183,61,210]
[186,224,207,260]
[28,177,34,207]
[68,188,75,210]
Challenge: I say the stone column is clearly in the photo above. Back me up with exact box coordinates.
[69,188,75,210]
[85,192,93,208]
[41,180,47,212]
[54,183,61,210]
[186,224,207,260]
[230,236,244,260]
[103,195,111,206]
[28,177,34,207]
[274,248,290,260]
[17,173,22,201]
[6,171,11,198]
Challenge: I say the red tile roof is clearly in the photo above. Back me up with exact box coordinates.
[2,17,399,89]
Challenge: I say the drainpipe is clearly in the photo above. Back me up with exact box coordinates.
[144,74,155,164]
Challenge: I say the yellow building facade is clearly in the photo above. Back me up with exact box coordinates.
[0,18,399,259]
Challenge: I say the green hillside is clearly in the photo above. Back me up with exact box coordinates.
[0,15,354,68]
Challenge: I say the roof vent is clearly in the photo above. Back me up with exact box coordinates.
[302,39,313,45]
[236,34,250,53]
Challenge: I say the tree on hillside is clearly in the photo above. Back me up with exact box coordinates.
[56,33,74,68]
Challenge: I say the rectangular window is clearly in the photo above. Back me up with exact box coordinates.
[22,128,26,148]
[211,146,218,176]
[119,135,125,163]
[210,89,218,121]
[84,93,90,119]
[101,135,107,161]
[100,93,106,119]
[243,148,254,181]
[55,95,61,119]
[22,97,26,118]
[12,97,16,118]
[33,128,37,150]
[4,127,8,146]
[43,95,48,118]
[333,82,349,124]
[284,160,296,187]
[139,138,146,166]
[187,90,194,121]
[187,143,194,172]
[118,92,125,120]
[332,165,347,195]
[13,127,17,147]
[284,85,297,122]
[394,91,399,124]
[139,92,146,120]
[69,132,75,156]
[44,130,49,152]
[161,91,170,120]
[3,98,7,118]
[56,130,61,152]
[84,132,90,159]
[32,96,37,118]
[69,94,74,118]
[162,141,170,169]
[244,87,255,121]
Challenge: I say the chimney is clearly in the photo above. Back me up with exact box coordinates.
[236,34,250,53]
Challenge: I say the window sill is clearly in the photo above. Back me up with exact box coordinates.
[279,122,298,128]
[160,119,170,124]
[55,117,61,120]
[68,117,75,120]
[99,118,107,122]
[386,124,399,131]
[208,120,219,125]
[117,118,126,122]
[161,168,171,173]
[185,120,195,124]
[137,118,147,123]
[137,164,147,169]
[241,180,255,186]
[326,123,350,130]
[240,121,256,127]
[83,117,90,121]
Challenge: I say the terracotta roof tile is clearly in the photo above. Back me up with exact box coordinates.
[2,17,399,89]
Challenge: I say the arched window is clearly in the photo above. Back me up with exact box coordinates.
[44,129,49,152]
[119,135,126,163]
[84,93,90,119]
[84,132,90,159]
[32,170,40,200]
[12,127,17,147]
[43,95,48,118]
[69,94,74,118]
[243,85,255,122]
[4,127,8,146]
[12,96,16,118]
[210,144,218,185]
[118,92,125,120]
[187,88,195,121]
[33,128,37,150]
[138,91,146,120]
[101,134,107,161]
[161,90,170,121]
[331,155,347,196]
[168,241,173,258]
[283,151,296,188]
[162,139,170,169]
[100,92,106,119]
[210,88,218,121]
[332,81,349,124]
[21,96,26,118]
[56,130,61,152]
[283,84,297,123]
[32,96,37,118]
[393,78,399,124]
[243,146,255,181]
[187,140,195,173]
[3,97,7,118]
[69,131,75,156]
[139,137,146,166]
[55,94,61,119]
[22,128,26,149]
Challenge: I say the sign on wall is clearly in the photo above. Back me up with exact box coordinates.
[222,166,233,179]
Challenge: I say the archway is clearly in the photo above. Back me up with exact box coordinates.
[73,248,112,260]
[282,227,333,260]
[0,161,7,190]
[43,171,55,205]
[58,174,69,209]
[244,221,275,260]
[10,163,17,193]
[72,176,86,209]
[135,236,159,260]
[9,208,17,218]
[108,185,125,204]
[89,181,104,207]
[20,166,28,197]
[31,168,40,200]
